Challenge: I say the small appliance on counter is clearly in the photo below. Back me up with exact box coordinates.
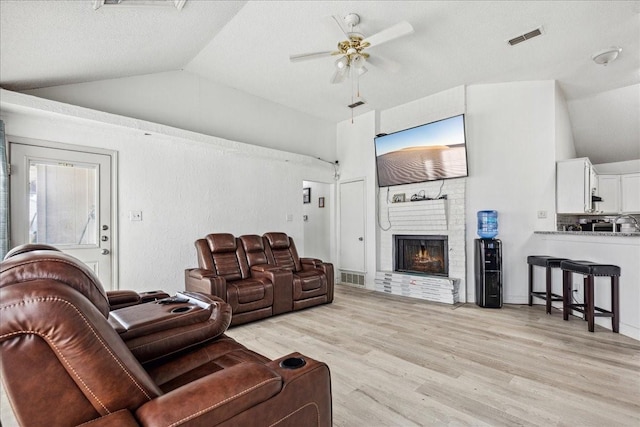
[580,220,619,232]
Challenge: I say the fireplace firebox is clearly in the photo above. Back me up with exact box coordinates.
[394,234,448,277]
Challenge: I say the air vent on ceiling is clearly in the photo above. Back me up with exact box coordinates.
[348,100,366,109]
[508,27,543,46]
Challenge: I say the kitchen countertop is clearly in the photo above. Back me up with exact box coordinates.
[534,231,640,237]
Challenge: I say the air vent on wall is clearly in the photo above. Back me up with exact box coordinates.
[508,27,543,46]
[341,271,365,287]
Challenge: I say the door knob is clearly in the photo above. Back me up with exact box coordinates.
[358,237,364,241]
[102,225,109,231]
[101,249,110,255]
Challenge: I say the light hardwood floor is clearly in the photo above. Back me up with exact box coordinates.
[226,285,640,427]
[2,285,637,426]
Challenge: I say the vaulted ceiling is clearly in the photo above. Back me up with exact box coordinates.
[1,0,638,164]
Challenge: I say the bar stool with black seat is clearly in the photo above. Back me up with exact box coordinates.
[527,256,567,314]
[561,260,620,333]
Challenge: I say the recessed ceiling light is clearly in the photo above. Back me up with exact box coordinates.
[592,47,622,66]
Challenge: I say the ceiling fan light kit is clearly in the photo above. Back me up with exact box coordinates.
[289,12,414,113]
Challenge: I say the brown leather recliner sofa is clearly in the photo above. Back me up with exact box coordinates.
[185,233,334,326]
[0,245,332,427]
[4,243,171,309]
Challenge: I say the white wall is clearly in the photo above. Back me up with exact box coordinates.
[554,82,577,161]
[335,83,561,303]
[1,91,336,295]
[466,81,558,303]
[23,70,336,161]
[336,111,377,285]
[594,159,640,174]
[302,180,332,261]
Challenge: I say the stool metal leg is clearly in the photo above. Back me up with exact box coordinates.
[528,264,533,306]
[612,276,619,333]
[563,270,570,321]
[545,266,552,314]
[586,275,595,332]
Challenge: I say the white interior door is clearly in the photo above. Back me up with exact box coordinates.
[339,179,365,272]
[9,142,114,289]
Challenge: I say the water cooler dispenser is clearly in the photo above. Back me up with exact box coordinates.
[475,210,503,308]
[475,238,503,308]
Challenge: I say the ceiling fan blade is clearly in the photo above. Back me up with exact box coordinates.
[366,55,401,73]
[331,14,351,39]
[362,21,414,48]
[331,66,349,84]
[289,51,334,63]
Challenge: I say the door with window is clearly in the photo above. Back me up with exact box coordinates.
[9,142,115,289]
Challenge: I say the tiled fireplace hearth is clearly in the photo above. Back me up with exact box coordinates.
[375,180,466,304]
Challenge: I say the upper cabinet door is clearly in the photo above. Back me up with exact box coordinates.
[556,158,592,214]
[597,175,621,214]
[621,173,640,213]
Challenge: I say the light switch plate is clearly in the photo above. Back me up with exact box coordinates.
[537,210,547,219]
[286,214,293,222]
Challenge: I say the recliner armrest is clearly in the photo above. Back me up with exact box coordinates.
[300,257,323,268]
[186,268,218,279]
[107,290,142,310]
[185,268,227,299]
[110,292,232,364]
[299,260,335,303]
[251,265,294,315]
[135,362,282,426]
[76,409,140,427]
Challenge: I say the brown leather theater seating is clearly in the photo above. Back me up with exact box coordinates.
[185,232,334,326]
[1,245,332,427]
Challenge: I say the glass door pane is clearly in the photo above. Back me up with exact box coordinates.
[29,159,98,246]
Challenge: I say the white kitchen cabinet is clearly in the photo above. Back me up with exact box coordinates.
[556,158,598,214]
[621,173,640,213]
[597,174,621,214]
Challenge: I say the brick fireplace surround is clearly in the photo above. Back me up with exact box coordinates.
[376,179,466,304]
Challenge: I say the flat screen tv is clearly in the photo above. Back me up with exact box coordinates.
[374,114,468,187]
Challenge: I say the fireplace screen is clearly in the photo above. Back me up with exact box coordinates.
[394,235,448,276]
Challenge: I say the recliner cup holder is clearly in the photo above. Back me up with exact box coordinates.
[279,357,306,369]
[171,306,193,313]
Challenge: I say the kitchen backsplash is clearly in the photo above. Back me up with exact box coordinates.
[557,214,640,231]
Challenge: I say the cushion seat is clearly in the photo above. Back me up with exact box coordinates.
[560,260,621,277]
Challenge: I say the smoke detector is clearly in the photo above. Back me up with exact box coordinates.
[592,47,622,66]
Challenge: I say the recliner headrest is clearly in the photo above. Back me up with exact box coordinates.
[0,249,111,318]
[239,235,265,253]
[206,233,237,253]
[4,243,60,260]
[263,232,290,250]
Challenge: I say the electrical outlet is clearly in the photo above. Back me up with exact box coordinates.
[129,211,142,221]
[537,210,547,219]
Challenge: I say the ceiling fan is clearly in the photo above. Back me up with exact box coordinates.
[290,13,414,84]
